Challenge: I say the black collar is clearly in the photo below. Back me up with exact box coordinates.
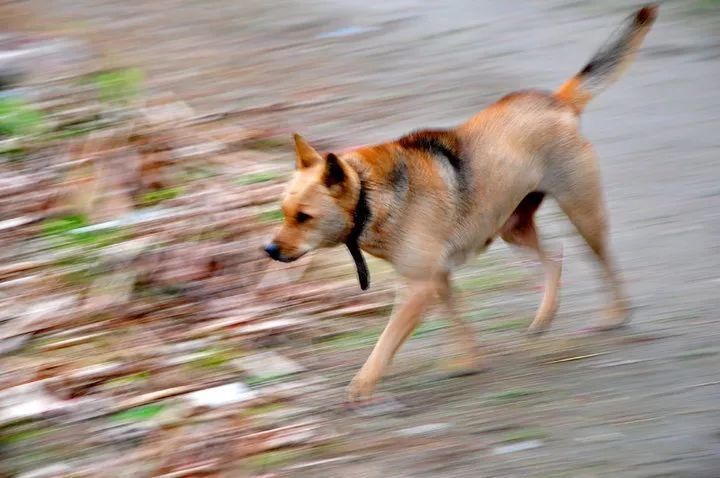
[345,184,370,290]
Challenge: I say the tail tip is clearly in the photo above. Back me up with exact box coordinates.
[636,4,659,26]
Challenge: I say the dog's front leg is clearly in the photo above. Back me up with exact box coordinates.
[347,281,434,401]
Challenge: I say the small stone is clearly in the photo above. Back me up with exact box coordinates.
[492,440,543,455]
[0,216,36,231]
[235,351,305,377]
[16,463,72,478]
[185,382,257,408]
[575,432,624,443]
[0,334,30,355]
[0,381,67,425]
[395,422,452,437]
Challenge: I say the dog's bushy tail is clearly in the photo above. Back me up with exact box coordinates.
[555,4,658,113]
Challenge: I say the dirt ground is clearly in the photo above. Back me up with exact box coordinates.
[21,0,720,476]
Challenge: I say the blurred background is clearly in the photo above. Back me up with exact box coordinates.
[1,0,719,476]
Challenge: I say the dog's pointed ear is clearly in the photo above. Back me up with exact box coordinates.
[293,133,322,169]
[323,153,345,190]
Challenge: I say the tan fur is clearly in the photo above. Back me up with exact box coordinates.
[266,5,657,400]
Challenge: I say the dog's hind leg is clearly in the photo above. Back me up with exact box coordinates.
[549,145,629,330]
[437,272,485,374]
[501,192,563,334]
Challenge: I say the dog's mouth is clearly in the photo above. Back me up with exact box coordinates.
[274,252,305,263]
[264,242,309,263]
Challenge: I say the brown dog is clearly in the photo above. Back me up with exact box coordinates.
[265,5,658,400]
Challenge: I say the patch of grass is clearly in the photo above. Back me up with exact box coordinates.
[109,403,164,422]
[257,208,284,224]
[0,427,49,445]
[139,186,183,206]
[412,319,448,338]
[236,171,282,186]
[0,97,45,137]
[485,388,542,403]
[40,214,126,249]
[106,371,150,387]
[245,372,291,387]
[242,402,284,417]
[318,322,444,349]
[457,268,525,292]
[674,348,718,361]
[191,348,236,369]
[319,328,380,350]
[42,214,87,235]
[485,318,530,332]
[464,307,504,322]
[501,427,547,443]
[54,123,101,139]
[90,68,143,104]
[184,165,218,181]
[243,137,289,151]
[244,449,303,473]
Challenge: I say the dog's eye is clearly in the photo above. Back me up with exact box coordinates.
[296,212,312,224]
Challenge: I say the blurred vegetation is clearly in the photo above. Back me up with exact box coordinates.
[41,215,126,249]
[0,97,45,137]
[88,68,143,105]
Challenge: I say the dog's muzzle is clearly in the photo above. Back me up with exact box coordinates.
[263,243,300,262]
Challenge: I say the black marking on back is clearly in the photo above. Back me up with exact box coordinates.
[398,129,463,173]
[397,129,470,212]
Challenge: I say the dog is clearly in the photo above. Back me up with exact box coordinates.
[265,5,658,401]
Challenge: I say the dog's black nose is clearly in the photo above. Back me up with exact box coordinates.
[264,243,281,260]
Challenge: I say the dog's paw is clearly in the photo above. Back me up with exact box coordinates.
[592,300,632,331]
[527,320,551,336]
[440,353,487,377]
[347,372,378,402]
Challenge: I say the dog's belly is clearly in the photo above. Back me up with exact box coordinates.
[443,218,497,270]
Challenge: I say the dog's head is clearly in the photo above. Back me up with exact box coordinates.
[264,134,360,263]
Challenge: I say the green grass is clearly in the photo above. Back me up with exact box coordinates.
[139,186,183,206]
[184,166,218,181]
[245,372,292,387]
[412,319,448,338]
[257,208,284,223]
[0,428,49,445]
[109,403,164,422]
[501,427,548,443]
[0,97,45,137]
[485,388,543,403]
[485,318,530,332]
[106,371,150,387]
[89,68,143,104]
[243,137,289,151]
[457,268,525,292]
[189,348,237,369]
[242,402,284,417]
[674,348,718,361]
[41,214,126,248]
[42,214,88,235]
[244,449,303,473]
[464,307,504,322]
[319,320,447,352]
[236,171,282,185]
[319,328,380,350]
